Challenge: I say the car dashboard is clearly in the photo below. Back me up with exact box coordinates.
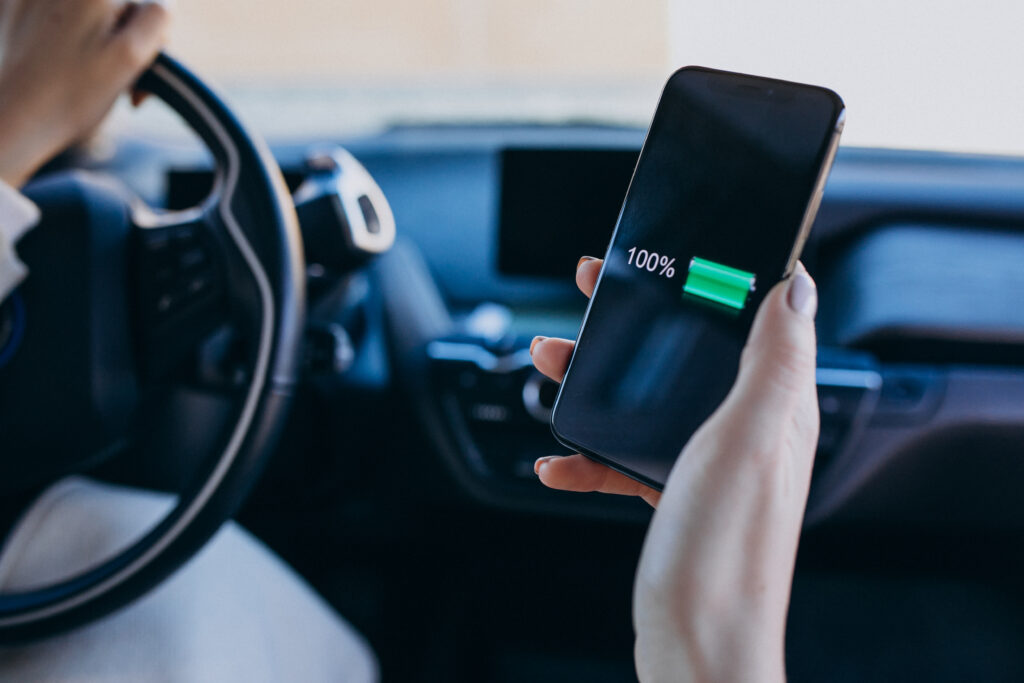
[172,124,1024,529]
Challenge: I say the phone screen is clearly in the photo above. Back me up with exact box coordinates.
[550,67,843,488]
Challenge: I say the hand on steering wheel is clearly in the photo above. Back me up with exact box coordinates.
[0,0,170,188]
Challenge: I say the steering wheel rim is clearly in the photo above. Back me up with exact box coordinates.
[0,53,305,641]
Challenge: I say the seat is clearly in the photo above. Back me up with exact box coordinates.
[0,477,378,682]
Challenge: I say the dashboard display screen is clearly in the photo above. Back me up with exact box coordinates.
[498,148,638,278]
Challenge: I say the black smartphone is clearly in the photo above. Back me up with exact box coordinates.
[549,66,844,490]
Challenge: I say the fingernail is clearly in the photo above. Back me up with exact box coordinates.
[576,256,597,271]
[787,272,818,319]
[529,336,547,355]
[534,455,557,475]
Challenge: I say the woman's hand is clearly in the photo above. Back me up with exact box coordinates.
[0,0,170,187]
[530,256,666,507]
[531,256,820,681]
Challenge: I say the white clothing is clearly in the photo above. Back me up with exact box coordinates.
[0,477,378,681]
[0,179,39,305]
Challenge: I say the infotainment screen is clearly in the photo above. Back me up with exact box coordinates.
[498,148,639,278]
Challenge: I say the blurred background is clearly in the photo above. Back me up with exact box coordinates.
[121,0,1024,154]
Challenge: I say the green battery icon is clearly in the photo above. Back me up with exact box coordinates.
[683,257,757,310]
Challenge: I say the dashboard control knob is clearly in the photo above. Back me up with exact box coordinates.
[522,371,558,423]
[303,322,355,377]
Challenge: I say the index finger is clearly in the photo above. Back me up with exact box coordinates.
[576,257,602,298]
[535,454,661,507]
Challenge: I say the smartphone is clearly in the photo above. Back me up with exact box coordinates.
[549,66,844,490]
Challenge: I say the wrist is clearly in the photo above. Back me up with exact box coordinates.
[634,620,786,683]
[0,103,65,187]
[633,575,788,683]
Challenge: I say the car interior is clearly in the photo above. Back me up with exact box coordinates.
[3,2,1024,681]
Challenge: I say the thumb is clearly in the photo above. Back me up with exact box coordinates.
[716,262,819,453]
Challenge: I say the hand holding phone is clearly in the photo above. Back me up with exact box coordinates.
[547,66,843,489]
[532,257,821,679]
[532,254,819,501]
[530,65,839,680]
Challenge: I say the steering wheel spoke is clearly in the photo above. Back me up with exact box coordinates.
[133,206,228,381]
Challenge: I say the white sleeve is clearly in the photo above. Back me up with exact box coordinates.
[0,179,41,304]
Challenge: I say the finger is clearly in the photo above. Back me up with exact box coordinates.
[130,87,150,107]
[575,257,602,298]
[535,455,661,507]
[529,336,574,382]
[113,1,141,32]
[110,1,170,71]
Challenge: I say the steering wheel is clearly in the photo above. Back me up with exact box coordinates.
[0,54,305,640]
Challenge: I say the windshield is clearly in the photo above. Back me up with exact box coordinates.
[131,0,1024,155]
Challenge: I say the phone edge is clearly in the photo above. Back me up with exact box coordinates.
[784,107,846,276]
